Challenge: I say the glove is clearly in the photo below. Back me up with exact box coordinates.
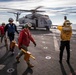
[19,46,21,50]
[34,42,36,47]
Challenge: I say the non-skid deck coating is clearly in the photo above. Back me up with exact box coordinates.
[0,29,76,75]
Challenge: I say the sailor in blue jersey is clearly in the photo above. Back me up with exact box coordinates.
[5,18,19,55]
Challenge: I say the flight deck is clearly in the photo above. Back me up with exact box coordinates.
[0,28,76,75]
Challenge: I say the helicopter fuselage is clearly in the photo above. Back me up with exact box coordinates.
[19,13,52,30]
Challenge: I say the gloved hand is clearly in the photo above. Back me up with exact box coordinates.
[19,46,21,50]
[34,42,36,47]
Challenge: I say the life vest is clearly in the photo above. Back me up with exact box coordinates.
[7,23,16,33]
[57,25,72,41]
[61,26,72,41]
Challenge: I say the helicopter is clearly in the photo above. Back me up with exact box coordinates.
[18,12,52,30]
[0,6,52,30]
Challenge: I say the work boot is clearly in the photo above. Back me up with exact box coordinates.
[28,63,34,68]
[16,56,20,63]
[10,48,14,52]
[10,49,14,55]
[12,51,14,55]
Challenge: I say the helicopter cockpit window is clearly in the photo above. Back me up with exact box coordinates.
[47,19,52,25]
[40,18,47,25]
[44,19,47,24]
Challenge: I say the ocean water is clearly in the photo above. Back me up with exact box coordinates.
[72,24,76,30]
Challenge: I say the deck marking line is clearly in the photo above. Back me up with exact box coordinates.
[53,33,59,51]
[45,56,51,59]
[7,68,15,73]
[0,64,5,70]
[43,47,48,49]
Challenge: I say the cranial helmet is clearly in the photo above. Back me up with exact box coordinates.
[63,20,72,26]
[2,23,5,25]
[23,23,32,28]
[8,18,14,22]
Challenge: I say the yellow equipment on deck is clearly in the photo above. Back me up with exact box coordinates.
[11,41,35,61]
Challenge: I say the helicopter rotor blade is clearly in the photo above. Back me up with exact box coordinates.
[7,11,21,15]
[0,6,45,12]
[35,6,43,10]
[7,11,16,14]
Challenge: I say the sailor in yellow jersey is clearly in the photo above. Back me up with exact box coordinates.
[57,20,72,64]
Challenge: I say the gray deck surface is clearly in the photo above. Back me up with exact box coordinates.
[0,28,76,75]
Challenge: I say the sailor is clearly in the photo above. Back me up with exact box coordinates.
[57,20,72,64]
[0,23,5,43]
[16,23,36,68]
[5,18,19,54]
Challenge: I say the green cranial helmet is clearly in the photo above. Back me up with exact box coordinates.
[23,23,32,28]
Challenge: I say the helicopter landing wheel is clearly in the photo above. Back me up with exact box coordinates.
[45,26,50,31]
[34,26,36,30]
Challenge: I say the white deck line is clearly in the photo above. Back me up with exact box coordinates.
[53,33,59,51]
[0,64,5,70]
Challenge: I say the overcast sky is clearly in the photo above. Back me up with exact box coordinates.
[0,0,76,25]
